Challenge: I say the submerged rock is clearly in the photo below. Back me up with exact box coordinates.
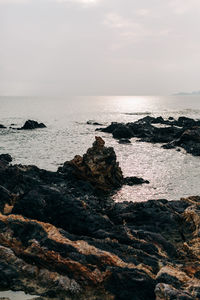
[19,120,46,130]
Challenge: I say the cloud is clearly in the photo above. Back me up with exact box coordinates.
[1,0,200,95]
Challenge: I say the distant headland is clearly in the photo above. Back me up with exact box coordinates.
[173,90,200,95]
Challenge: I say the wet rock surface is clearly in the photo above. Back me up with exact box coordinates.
[0,140,200,299]
[97,116,200,156]
[18,120,46,130]
[58,136,146,191]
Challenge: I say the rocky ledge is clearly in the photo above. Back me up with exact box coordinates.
[96,116,200,156]
[0,138,199,299]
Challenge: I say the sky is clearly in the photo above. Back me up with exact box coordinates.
[0,0,200,96]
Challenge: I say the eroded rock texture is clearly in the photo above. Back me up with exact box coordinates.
[59,136,134,191]
[0,142,200,299]
[97,116,200,156]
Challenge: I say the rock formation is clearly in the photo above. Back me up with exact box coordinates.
[19,120,46,130]
[97,116,200,156]
[0,141,200,299]
[59,136,124,191]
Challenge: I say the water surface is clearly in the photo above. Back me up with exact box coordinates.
[0,95,200,202]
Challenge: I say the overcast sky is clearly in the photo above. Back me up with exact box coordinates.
[1,0,200,96]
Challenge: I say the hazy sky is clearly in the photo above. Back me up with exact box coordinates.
[1,0,200,96]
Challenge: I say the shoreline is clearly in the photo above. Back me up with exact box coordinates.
[0,137,199,299]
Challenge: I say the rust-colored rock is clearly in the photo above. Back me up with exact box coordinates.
[60,136,123,190]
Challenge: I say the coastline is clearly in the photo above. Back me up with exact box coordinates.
[0,137,199,299]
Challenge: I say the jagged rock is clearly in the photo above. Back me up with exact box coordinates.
[0,194,200,299]
[0,142,200,298]
[97,116,200,156]
[19,120,46,130]
[155,283,193,300]
[59,136,124,190]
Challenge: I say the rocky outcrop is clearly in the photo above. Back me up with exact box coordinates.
[0,142,200,299]
[173,126,200,156]
[19,120,46,130]
[59,137,123,191]
[97,116,200,156]
[59,137,148,191]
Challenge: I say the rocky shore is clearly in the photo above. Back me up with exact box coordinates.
[96,116,200,156]
[0,137,200,300]
[0,120,46,130]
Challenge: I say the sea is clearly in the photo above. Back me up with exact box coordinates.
[1,95,200,204]
[1,95,200,300]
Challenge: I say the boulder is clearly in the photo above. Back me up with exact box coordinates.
[19,120,46,130]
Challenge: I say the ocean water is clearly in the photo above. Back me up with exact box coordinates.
[1,95,200,203]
